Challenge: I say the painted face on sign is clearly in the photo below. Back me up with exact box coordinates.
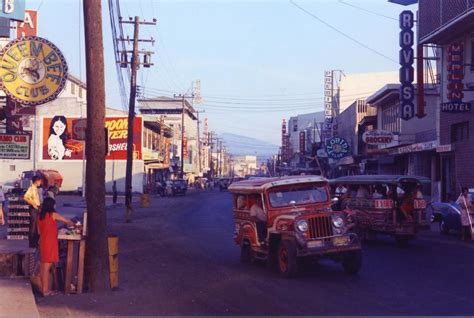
[53,120,66,136]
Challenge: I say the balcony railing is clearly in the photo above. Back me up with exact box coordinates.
[419,0,474,40]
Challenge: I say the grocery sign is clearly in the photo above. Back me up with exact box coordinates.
[41,116,142,161]
[0,133,30,159]
[362,130,394,145]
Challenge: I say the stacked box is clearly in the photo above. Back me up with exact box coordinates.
[7,194,30,240]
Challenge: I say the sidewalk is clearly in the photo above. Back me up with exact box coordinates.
[0,278,40,317]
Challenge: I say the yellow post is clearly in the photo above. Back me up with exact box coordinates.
[108,235,119,289]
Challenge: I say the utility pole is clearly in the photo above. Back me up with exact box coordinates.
[173,93,194,179]
[196,110,205,175]
[118,16,155,222]
[216,139,221,178]
[208,132,215,179]
[83,0,108,291]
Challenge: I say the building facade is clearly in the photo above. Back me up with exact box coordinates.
[418,0,474,200]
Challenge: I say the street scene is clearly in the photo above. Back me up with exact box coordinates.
[0,0,474,316]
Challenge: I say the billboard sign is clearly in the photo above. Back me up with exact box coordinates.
[362,130,394,145]
[0,0,25,21]
[441,42,471,112]
[41,116,142,161]
[16,9,37,37]
[326,136,349,160]
[399,10,415,120]
[0,133,30,159]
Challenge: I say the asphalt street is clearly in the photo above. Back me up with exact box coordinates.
[36,190,474,316]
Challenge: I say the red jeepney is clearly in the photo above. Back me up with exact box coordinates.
[228,176,362,277]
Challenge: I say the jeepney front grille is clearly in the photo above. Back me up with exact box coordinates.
[308,215,334,239]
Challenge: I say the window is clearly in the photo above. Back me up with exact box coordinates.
[10,165,15,171]
[451,121,469,143]
[293,120,298,132]
[79,87,83,98]
[71,83,75,94]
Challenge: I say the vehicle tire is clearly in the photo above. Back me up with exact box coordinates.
[277,240,297,278]
[440,220,449,235]
[342,250,362,275]
[395,235,411,247]
[240,241,252,263]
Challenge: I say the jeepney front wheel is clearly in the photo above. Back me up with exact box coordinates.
[240,240,253,263]
[277,240,297,278]
[342,250,362,275]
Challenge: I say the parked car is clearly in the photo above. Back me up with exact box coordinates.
[168,179,187,196]
[218,178,231,191]
[15,169,63,194]
[428,202,462,234]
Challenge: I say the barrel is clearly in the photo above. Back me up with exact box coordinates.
[140,193,150,208]
[108,235,119,289]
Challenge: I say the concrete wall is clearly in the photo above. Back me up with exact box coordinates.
[337,102,357,156]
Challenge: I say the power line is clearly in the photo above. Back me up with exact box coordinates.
[289,0,398,64]
[337,0,398,21]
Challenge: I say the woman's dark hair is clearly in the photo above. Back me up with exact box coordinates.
[462,187,469,193]
[40,197,56,220]
[49,115,69,144]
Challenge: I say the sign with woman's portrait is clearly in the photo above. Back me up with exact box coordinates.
[41,116,142,161]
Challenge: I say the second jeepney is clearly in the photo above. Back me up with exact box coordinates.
[228,176,362,277]
[331,175,431,246]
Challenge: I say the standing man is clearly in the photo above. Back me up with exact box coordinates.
[23,176,42,248]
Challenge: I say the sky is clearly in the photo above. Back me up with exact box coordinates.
[25,0,416,145]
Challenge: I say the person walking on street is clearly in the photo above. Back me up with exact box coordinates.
[24,176,42,248]
[38,197,74,296]
[456,187,474,240]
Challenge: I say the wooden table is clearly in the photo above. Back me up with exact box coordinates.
[58,234,86,294]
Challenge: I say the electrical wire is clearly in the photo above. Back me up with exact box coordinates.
[289,0,398,64]
[337,0,398,21]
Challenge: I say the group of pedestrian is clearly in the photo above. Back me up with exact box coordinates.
[0,176,75,297]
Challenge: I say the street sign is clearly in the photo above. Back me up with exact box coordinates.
[388,0,418,5]
[362,130,394,145]
[0,0,25,21]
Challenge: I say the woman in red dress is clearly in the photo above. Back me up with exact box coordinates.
[38,197,74,296]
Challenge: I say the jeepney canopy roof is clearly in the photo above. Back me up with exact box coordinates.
[330,175,431,186]
[228,175,328,193]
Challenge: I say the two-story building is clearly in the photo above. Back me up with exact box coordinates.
[138,96,201,182]
[418,0,474,200]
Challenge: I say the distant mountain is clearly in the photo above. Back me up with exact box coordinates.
[219,133,279,161]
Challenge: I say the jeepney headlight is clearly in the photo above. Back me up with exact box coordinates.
[296,220,308,232]
[333,227,343,235]
[332,216,344,228]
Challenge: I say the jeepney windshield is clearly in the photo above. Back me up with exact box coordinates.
[268,185,328,208]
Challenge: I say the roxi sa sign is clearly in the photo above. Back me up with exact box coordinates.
[399,10,415,121]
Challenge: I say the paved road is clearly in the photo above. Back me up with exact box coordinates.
[37,190,474,316]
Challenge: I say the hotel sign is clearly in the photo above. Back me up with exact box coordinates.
[441,42,471,112]
[323,70,334,140]
[399,10,415,121]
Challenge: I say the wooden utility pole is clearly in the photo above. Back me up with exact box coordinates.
[118,16,155,222]
[83,0,109,291]
[196,110,205,174]
[174,93,194,179]
[208,132,215,179]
